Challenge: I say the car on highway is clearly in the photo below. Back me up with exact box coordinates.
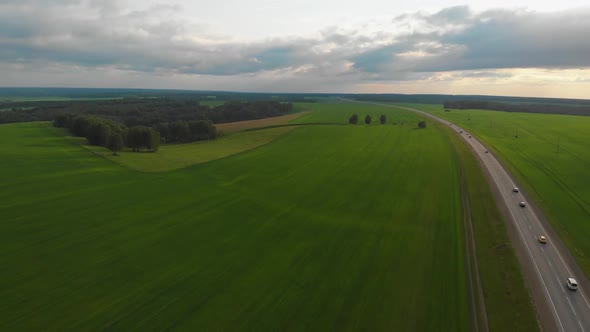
[485,150,489,153]
[519,201,526,207]
[567,278,579,291]
[513,187,519,193]
[468,135,472,138]
[538,235,547,244]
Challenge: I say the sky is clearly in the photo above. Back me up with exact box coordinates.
[1,0,590,98]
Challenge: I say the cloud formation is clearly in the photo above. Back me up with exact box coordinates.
[0,1,589,93]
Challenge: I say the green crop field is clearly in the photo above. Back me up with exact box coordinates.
[404,103,590,275]
[0,102,537,331]
[84,126,297,172]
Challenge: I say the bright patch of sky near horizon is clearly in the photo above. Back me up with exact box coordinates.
[1,0,589,98]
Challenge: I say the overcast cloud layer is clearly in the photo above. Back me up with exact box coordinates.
[1,1,589,97]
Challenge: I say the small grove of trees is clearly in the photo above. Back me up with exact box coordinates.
[349,114,358,124]
[54,113,218,153]
[155,120,217,143]
[54,114,127,149]
[54,114,162,152]
[380,114,386,124]
[365,115,372,124]
[127,126,160,152]
[418,121,427,129]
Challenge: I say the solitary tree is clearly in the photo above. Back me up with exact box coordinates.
[349,114,358,124]
[418,121,427,129]
[108,133,124,155]
[379,114,386,124]
[365,115,372,124]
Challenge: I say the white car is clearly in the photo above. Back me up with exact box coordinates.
[567,278,578,291]
[519,201,526,208]
[513,187,519,193]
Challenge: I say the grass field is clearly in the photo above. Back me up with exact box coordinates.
[0,103,476,331]
[403,103,590,275]
[292,101,419,125]
[83,111,310,172]
[85,126,297,172]
[215,111,310,134]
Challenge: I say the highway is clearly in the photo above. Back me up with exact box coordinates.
[359,101,590,331]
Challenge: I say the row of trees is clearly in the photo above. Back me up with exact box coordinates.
[347,113,427,129]
[348,114,387,124]
[54,114,160,153]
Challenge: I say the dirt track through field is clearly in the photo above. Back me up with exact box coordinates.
[453,139,490,332]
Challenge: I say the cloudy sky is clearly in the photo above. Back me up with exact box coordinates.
[1,0,590,98]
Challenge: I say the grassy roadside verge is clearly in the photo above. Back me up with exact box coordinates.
[444,125,540,331]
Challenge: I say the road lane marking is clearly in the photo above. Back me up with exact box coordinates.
[567,297,577,316]
[556,275,563,285]
[579,320,586,332]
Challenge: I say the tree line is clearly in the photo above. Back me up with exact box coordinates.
[443,100,590,117]
[154,120,217,143]
[0,99,294,125]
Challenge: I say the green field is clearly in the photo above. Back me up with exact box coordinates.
[84,126,296,172]
[0,102,538,331]
[405,103,590,275]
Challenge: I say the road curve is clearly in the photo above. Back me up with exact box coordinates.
[353,100,590,332]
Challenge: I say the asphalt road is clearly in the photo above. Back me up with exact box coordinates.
[358,101,590,332]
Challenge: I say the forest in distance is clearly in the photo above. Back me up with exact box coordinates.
[46,100,293,153]
[0,98,294,125]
